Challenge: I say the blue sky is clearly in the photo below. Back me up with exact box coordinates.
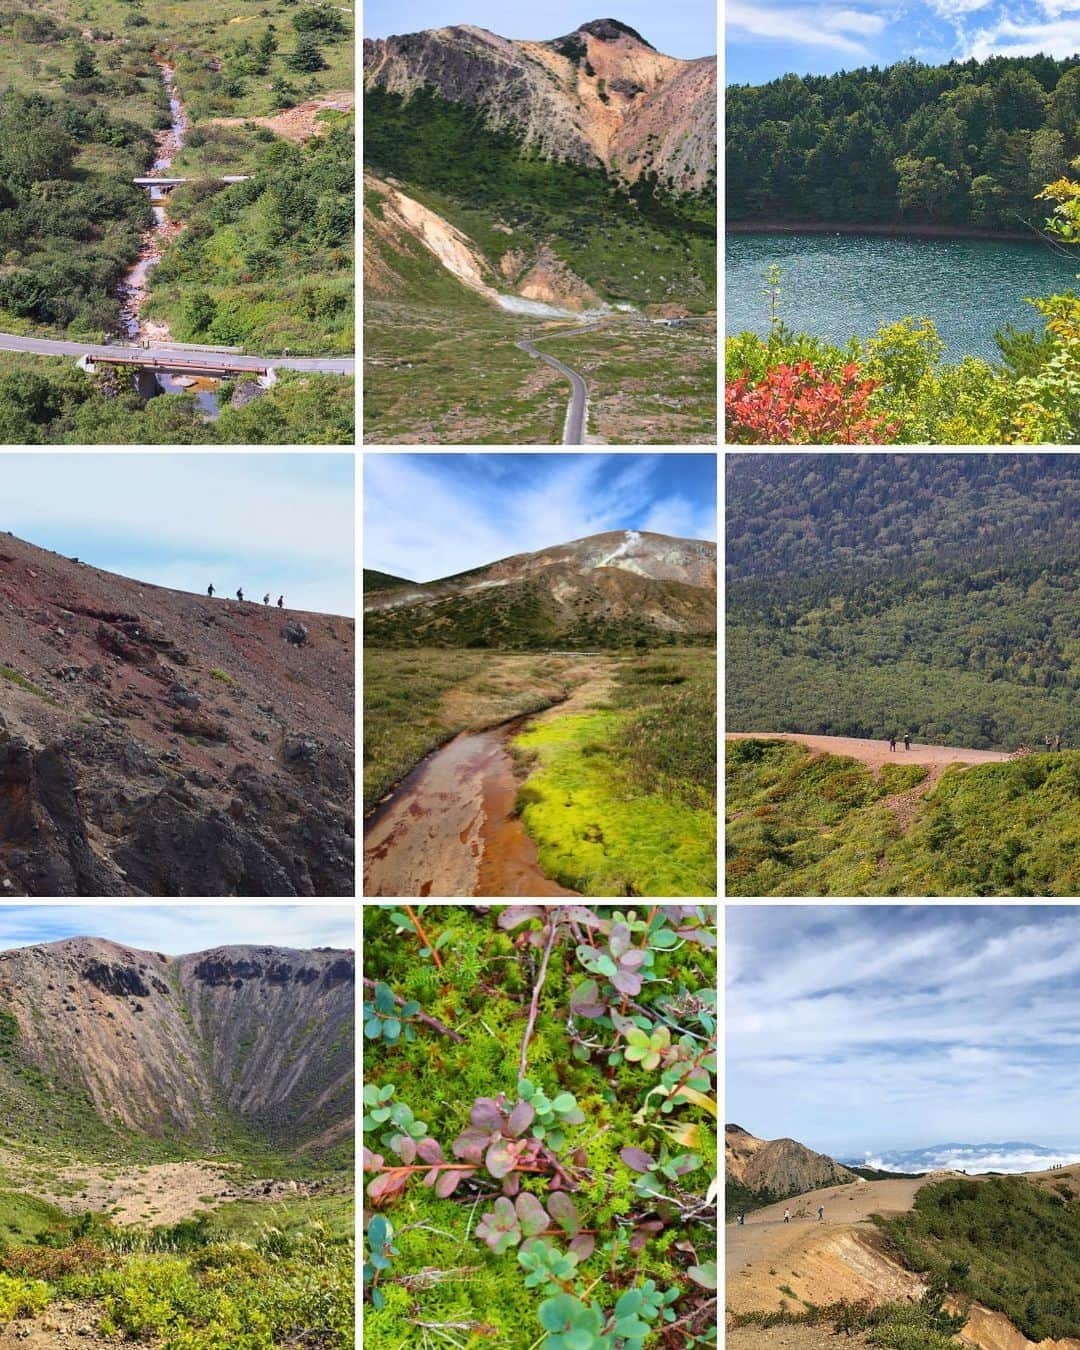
[365,1,716,59]
[0,453,354,616]
[727,0,1080,83]
[363,453,717,583]
[0,905,355,955]
[728,906,1080,1161]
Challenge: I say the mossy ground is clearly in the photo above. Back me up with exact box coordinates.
[362,905,717,1348]
[727,740,1080,896]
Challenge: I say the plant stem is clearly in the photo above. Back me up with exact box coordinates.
[361,977,463,1043]
[518,910,558,1083]
[406,903,445,969]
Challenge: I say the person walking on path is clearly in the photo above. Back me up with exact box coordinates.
[817,1205,825,1222]
[277,595,284,609]
[903,731,911,750]
[1046,734,1053,751]
[783,1208,790,1223]
[207,584,214,598]
[888,732,896,752]
[236,588,244,603]
[263,593,270,605]
[1057,734,1063,751]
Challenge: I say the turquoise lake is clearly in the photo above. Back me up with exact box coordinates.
[726,232,1080,361]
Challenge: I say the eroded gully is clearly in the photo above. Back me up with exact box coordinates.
[118,60,219,413]
[363,715,578,898]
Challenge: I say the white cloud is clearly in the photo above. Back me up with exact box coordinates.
[823,9,888,34]
[727,0,873,51]
[363,455,715,583]
[965,14,1080,57]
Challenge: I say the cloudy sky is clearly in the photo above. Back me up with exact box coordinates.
[365,0,716,60]
[727,906,1080,1168]
[727,0,1080,83]
[0,905,355,955]
[0,453,354,616]
[363,453,717,584]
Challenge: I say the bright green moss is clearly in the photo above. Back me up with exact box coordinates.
[513,713,717,897]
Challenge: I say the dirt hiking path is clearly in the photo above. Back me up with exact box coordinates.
[0,1301,128,1349]
[726,732,1010,771]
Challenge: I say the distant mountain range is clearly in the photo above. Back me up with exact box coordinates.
[850,1142,1080,1175]
[364,530,716,648]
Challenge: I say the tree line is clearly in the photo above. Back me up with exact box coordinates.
[727,54,1080,230]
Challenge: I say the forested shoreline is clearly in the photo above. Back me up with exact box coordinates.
[727,54,1080,233]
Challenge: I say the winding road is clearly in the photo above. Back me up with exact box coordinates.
[0,333,354,375]
[516,321,607,445]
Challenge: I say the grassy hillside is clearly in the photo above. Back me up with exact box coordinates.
[727,739,1080,896]
[364,86,716,310]
[363,569,413,592]
[879,1176,1080,1342]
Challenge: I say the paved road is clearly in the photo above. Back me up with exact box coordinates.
[0,332,354,375]
[516,322,608,445]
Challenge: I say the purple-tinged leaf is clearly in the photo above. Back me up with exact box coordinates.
[416,1137,444,1164]
[362,1147,384,1172]
[470,1097,505,1131]
[560,1106,586,1126]
[620,948,646,970]
[568,1233,596,1261]
[609,1009,637,1036]
[435,1167,473,1198]
[507,1100,535,1137]
[485,1139,517,1179]
[609,924,632,958]
[477,1196,520,1254]
[620,1146,656,1173]
[570,979,606,1019]
[498,906,544,930]
[630,1220,664,1252]
[546,1190,580,1236]
[611,968,643,996]
[367,1168,409,1203]
[565,906,603,928]
[501,1173,521,1197]
[453,1126,492,1164]
[515,1192,549,1237]
[391,1134,417,1163]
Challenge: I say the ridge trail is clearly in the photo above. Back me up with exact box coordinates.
[726,731,1011,771]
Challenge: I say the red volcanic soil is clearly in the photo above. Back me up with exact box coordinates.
[0,533,353,896]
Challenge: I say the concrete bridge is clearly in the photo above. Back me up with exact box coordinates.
[132,176,251,191]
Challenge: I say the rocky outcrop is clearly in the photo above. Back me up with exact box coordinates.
[0,532,353,897]
[364,18,716,193]
[727,1123,859,1198]
[0,937,353,1152]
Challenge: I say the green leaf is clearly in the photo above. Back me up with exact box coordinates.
[388,910,410,928]
[364,1018,383,1040]
[405,1025,416,1042]
[371,1287,385,1311]
[642,1051,661,1071]
[374,981,396,1014]
[419,947,431,957]
[369,1107,392,1123]
[615,1290,643,1316]
[626,1028,649,1048]
[378,1084,396,1101]
[519,1078,535,1097]
[382,1018,401,1042]
[564,1330,595,1350]
[688,1260,717,1290]
[552,1093,575,1112]
[362,1084,381,1106]
[539,1293,581,1332]
[369,1251,390,1270]
[400,1000,421,1018]
[614,1314,651,1338]
[650,929,678,948]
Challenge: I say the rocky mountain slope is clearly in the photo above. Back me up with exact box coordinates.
[363,530,717,648]
[363,18,716,194]
[0,533,353,897]
[727,1123,859,1201]
[0,938,354,1155]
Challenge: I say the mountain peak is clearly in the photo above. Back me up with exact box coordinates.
[575,18,655,47]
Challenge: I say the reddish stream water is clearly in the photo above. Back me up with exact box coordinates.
[363,718,578,898]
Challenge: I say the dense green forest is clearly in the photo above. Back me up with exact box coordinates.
[727,54,1080,230]
[880,1177,1080,1341]
[727,455,1080,749]
[0,84,154,336]
[0,353,352,443]
[365,86,716,307]
[726,739,1080,896]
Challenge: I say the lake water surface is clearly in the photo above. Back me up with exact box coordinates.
[726,232,1080,360]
